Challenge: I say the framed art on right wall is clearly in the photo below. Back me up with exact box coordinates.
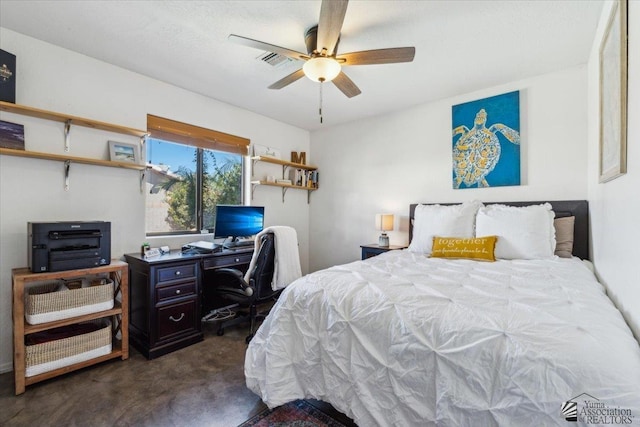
[599,0,628,183]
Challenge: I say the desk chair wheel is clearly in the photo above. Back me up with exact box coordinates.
[217,328,225,336]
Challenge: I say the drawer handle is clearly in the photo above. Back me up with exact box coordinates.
[175,289,181,295]
[175,271,181,276]
[169,313,185,322]
[235,258,240,262]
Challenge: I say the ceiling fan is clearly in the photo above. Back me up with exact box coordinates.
[228,0,415,121]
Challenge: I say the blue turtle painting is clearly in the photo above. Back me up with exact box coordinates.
[452,91,520,189]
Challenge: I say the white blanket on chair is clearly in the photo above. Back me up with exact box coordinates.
[244,226,302,290]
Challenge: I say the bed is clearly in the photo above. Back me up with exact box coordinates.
[244,200,640,426]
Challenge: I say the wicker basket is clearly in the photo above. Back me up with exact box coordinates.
[25,319,112,377]
[25,279,114,325]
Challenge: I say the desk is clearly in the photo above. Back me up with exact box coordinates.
[124,247,253,359]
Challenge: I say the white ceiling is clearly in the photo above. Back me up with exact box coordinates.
[0,0,604,131]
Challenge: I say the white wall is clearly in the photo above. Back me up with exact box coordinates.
[587,1,640,341]
[0,28,310,373]
[309,66,589,271]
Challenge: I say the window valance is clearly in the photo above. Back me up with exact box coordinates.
[147,114,250,155]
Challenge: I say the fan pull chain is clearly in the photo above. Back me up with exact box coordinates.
[319,78,324,124]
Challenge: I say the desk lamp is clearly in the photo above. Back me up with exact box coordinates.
[375,214,394,247]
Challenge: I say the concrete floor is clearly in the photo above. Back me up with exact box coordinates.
[1,322,268,427]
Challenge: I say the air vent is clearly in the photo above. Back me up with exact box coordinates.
[257,52,294,68]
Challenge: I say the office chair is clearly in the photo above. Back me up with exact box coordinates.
[213,232,279,343]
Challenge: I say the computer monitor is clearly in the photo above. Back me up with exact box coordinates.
[213,205,264,240]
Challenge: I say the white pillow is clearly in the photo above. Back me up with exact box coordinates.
[408,200,483,255]
[475,203,556,260]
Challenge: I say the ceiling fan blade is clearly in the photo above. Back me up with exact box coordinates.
[228,34,309,61]
[332,71,361,98]
[317,0,348,56]
[338,47,416,65]
[268,68,306,89]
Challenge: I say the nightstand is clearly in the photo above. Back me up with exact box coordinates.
[360,244,407,260]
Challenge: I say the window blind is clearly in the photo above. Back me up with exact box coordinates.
[147,114,250,155]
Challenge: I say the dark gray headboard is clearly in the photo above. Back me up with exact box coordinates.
[409,200,589,260]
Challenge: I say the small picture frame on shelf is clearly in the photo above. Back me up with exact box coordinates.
[0,119,25,150]
[252,143,281,159]
[144,247,161,259]
[108,140,139,163]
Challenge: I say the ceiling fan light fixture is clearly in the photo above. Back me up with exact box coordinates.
[303,57,341,83]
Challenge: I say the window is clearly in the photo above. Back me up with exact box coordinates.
[145,115,250,236]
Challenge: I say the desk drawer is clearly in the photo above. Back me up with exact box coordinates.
[203,253,253,269]
[156,299,197,341]
[156,281,196,302]
[157,263,197,283]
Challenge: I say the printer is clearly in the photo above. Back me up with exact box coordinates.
[28,221,111,273]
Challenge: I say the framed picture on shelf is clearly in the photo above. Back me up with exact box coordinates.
[0,119,25,150]
[599,0,628,183]
[252,143,281,159]
[108,140,139,163]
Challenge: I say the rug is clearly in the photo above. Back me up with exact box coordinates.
[238,399,348,427]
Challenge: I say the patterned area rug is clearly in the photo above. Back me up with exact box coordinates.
[238,400,348,427]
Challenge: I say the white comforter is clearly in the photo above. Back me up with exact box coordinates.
[245,251,640,426]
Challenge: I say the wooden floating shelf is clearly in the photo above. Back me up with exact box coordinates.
[251,180,317,203]
[250,156,317,171]
[0,101,147,137]
[0,147,147,171]
[250,156,318,203]
[251,180,318,191]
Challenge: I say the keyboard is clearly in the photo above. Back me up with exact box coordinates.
[224,240,254,249]
[181,241,221,254]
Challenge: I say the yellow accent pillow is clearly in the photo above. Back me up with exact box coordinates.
[430,236,497,261]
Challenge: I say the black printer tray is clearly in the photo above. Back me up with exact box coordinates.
[49,247,103,271]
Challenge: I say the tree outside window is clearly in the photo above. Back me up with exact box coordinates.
[145,137,243,235]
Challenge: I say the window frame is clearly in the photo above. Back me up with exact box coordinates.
[145,115,250,237]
